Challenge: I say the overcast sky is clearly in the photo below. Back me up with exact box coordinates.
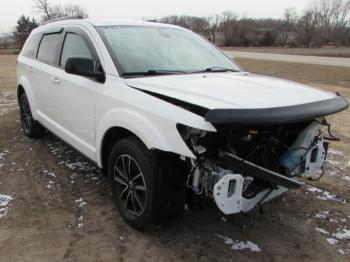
[0,0,311,32]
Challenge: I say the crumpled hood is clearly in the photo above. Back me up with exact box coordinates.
[125,72,335,109]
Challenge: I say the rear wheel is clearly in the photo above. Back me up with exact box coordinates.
[19,93,44,139]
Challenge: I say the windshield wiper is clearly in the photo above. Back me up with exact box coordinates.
[192,67,240,73]
[122,69,186,77]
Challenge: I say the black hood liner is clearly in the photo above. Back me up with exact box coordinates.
[205,95,348,125]
[130,86,209,117]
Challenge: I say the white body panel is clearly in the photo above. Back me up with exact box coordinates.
[16,19,337,168]
[125,73,335,109]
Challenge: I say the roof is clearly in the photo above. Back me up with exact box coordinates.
[86,19,182,29]
[33,18,184,33]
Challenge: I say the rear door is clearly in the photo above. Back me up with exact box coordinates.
[35,29,64,123]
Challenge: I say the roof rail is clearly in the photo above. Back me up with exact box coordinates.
[41,16,84,25]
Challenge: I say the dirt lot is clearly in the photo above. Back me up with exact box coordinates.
[223,47,350,58]
[0,55,350,261]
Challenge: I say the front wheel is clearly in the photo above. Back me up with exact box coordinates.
[108,137,161,230]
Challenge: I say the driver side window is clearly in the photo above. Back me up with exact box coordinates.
[60,32,93,68]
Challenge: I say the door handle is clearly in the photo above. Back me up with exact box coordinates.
[51,76,60,84]
[26,66,33,72]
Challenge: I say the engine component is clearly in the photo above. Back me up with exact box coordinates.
[304,137,326,177]
[279,122,327,177]
[213,171,244,214]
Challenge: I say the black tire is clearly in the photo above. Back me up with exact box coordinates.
[19,93,44,139]
[108,136,161,230]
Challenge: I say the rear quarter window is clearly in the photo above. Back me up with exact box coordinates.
[22,34,42,59]
[37,33,62,65]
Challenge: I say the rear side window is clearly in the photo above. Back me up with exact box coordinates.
[37,33,62,65]
[60,33,93,67]
[22,34,41,58]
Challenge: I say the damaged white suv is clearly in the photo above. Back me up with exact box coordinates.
[17,18,348,229]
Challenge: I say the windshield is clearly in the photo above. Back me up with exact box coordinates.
[97,25,241,77]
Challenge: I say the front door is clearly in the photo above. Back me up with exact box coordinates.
[51,28,101,160]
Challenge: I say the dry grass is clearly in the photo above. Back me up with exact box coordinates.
[0,55,17,92]
[224,47,350,58]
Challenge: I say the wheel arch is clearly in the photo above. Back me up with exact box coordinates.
[96,108,196,168]
[100,126,142,170]
[17,76,40,120]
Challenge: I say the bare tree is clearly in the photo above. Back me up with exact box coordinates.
[296,10,319,47]
[33,0,52,21]
[33,0,88,22]
[220,11,238,46]
[153,2,350,47]
[311,0,350,44]
[279,7,298,46]
[207,14,220,43]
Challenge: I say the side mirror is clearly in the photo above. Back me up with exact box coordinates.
[65,57,105,83]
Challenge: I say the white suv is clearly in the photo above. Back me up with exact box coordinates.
[17,18,348,229]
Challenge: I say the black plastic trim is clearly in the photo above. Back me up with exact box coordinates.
[205,95,348,125]
[130,86,209,117]
[219,153,303,189]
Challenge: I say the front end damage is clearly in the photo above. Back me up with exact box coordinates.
[177,96,348,215]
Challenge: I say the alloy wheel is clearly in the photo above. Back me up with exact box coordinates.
[114,154,147,216]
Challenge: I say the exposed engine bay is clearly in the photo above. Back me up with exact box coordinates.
[178,118,334,215]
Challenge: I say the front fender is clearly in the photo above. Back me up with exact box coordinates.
[96,108,196,167]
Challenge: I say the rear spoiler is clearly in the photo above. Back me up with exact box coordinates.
[205,95,348,125]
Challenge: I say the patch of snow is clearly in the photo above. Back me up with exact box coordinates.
[328,149,343,156]
[338,249,345,255]
[75,197,83,203]
[314,210,329,219]
[306,185,345,203]
[76,223,83,229]
[216,234,261,252]
[306,185,323,193]
[343,176,350,182]
[326,238,339,245]
[0,207,9,218]
[316,228,329,235]
[75,198,87,208]
[231,241,261,252]
[78,202,87,208]
[317,191,345,203]
[333,228,350,240]
[0,194,13,206]
[0,193,13,218]
[48,172,56,178]
[0,152,6,160]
